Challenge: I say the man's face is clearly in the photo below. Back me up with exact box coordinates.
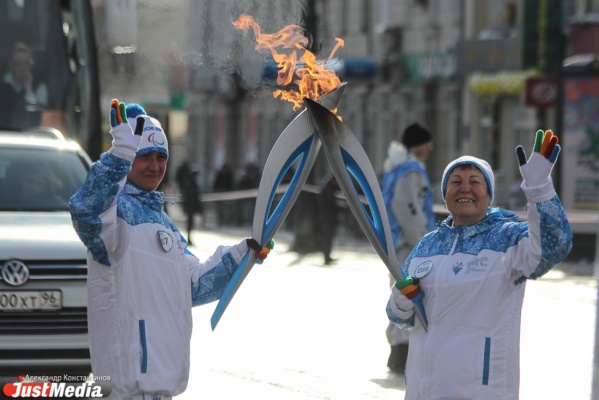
[128,152,167,191]
[10,50,33,83]
[410,141,433,161]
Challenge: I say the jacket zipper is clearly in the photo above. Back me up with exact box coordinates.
[423,232,459,398]
[449,233,459,255]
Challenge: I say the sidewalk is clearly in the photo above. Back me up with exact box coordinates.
[168,202,597,400]
[167,201,597,276]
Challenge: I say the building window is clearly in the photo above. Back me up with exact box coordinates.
[361,0,370,33]
[341,0,349,36]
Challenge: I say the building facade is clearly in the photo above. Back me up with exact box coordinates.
[93,0,599,210]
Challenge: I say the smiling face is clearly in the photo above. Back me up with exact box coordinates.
[127,151,167,191]
[444,164,490,226]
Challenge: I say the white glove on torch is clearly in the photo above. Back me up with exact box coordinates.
[389,277,420,319]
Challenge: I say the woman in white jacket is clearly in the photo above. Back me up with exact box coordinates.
[70,99,268,400]
[387,130,572,400]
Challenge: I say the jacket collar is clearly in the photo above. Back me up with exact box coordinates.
[440,207,519,238]
[124,181,164,211]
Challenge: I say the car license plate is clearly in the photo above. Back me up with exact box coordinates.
[0,290,62,311]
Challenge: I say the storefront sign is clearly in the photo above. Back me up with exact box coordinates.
[403,51,456,84]
[562,76,599,210]
[525,76,557,107]
[457,39,519,75]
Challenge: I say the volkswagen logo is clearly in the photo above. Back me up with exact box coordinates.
[1,260,30,286]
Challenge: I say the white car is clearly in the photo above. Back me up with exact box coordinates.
[0,130,92,376]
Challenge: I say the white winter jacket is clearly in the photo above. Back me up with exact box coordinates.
[387,179,572,399]
[70,152,248,399]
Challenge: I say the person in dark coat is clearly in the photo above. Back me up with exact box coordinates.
[176,161,192,191]
[237,162,261,225]
[182,169,203,245]
[212,163,235,225]
[318,176,342,265]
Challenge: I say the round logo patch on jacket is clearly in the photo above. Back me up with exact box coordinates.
[158,230,174,252]
[414,260,433,279]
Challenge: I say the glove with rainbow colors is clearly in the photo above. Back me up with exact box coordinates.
[516,129,561,188]
[246,238,275,264]
[390,277,423,317]
[109,98,145,159]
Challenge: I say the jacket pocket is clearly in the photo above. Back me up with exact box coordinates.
[134,316,189,394]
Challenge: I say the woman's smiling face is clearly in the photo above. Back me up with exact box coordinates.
[445,164,490,226]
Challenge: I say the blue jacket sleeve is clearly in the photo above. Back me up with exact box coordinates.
[69,152,130,266]
[511,177,573,283]
[188,239,250,306]
[512,195,573,283]
[386,300,416,330]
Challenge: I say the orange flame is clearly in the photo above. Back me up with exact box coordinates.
[233,15,344,112]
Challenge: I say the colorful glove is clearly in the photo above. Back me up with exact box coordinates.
[390,277,421,315]
[516,129,561,187]
[109,98,145,158]
[246,238,275,264]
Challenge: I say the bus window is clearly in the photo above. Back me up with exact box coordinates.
[0,0,102,159]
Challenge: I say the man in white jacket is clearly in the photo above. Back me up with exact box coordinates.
[70,99,268,400]
[386,130,572,399]
[381,123,435,374]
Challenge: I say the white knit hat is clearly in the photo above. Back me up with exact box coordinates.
[125,103,169,159]
[441,156,494,202]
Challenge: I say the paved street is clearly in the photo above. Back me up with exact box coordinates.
[176,224,597,400]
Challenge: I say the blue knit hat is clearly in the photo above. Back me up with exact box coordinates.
[126,103,169,159]
[441,156,495,202]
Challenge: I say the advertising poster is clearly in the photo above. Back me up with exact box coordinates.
[562,76,599,210]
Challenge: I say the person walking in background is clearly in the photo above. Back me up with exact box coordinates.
[176,160,192,192]
[181,167,203,246]
[387,130,572,399]
[237,162,261,225]
[318,176,342,265]
[69,99,271,400]
[212,163,235,225]
[213,163,234,192]
[381,122,435,374]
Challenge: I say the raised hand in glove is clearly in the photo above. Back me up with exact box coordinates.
[390,277,422,317]
[246,238,275,264]
[516,129,561,188]
[109,98,145,159]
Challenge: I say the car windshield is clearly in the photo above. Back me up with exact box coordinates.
[0,146,88,211]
